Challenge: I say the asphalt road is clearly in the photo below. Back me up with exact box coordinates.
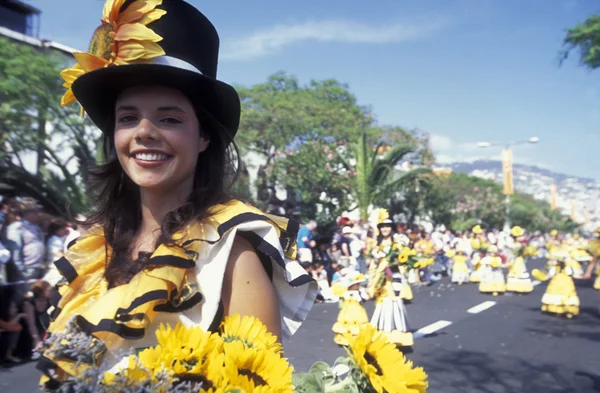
[2,258,599,392]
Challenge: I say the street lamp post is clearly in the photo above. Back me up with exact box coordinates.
[477,137,540,231]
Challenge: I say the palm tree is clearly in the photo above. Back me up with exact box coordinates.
[337,129,430,221]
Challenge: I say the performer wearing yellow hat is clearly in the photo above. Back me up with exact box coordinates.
[332,273,370,346]
[450,248,470,285]
[37,0,317,387]
[479,245,506,295]
[506,226,535,293]
[539,252,580,318]
[367,212,413,347]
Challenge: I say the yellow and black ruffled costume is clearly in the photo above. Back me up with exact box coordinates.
[38,200,317,388]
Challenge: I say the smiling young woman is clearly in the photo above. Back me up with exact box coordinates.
[38,0,317,387]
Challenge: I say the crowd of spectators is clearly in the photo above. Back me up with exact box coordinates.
[0,196,86,365]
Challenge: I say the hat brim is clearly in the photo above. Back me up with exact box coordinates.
[377,222,395,228]
[72,64,240,137]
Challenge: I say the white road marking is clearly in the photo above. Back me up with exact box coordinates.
[467,300,497,314]
[413,320,452,339]
[532,280,541,287]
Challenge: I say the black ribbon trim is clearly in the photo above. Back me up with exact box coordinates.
[239,231,284,269]
[50,287,62,308]
[154,291,203,313]
[66,237,79,250]
[217,212,276,237]
[115,289,170,316]
[283,217,300,254]
[36,356,61,390]
[76,315,145,340]
[289,274,314,287]
[239,232,274,280]
[145,255,195,269]
[54,256,78,283]
[50,306,62,321]
[207,301,224,333]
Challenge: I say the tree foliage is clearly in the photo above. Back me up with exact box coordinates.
[0,36,101,216]
[236,72,432,226]
[388,172,577,233]
[562,14,600,69]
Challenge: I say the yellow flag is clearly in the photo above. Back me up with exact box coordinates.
[502,148,514,196]
[550,184,557,210]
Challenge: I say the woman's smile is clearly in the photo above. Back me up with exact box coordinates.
[130,148,174,168]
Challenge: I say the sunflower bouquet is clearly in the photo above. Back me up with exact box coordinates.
[43,316,427,393]
[43,315,294,393]
[294,324,428,393]
[514,244,538,259]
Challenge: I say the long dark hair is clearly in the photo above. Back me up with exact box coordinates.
[84,103,240,288]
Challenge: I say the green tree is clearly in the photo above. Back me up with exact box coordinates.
[562,14,600,69]
[0,36,100,216]
[235,72,373,210]
[338,128,426,221]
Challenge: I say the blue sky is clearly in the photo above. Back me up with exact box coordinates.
[25,0,600,179]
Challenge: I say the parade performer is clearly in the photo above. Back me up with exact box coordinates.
[372,211,413,302]
[367,211,413,347]
[506,226,535,293]
[415,233,435,285]
[469,225,487,283]
[539,252,580,318]
[469,250,484,283]
[450,248,470,285]
[478,245,506,295]
[37,0,317,387]
[332,273,370,346]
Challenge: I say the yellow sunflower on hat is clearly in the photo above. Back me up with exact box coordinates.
[472,225,483,235]
[550,229,558,237]
[61,0,167,107]
[511,226,524,238]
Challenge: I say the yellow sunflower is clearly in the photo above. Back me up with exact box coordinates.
[378,209,390,224]
[398,253,409,263]
[222,341,294,393]
[472,225,483,235]
[61,0,167,107]
[221,314,282,354]
[346,324,428,393]
[152,323,225,388]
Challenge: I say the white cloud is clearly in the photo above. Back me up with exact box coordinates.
[221,18,450,61]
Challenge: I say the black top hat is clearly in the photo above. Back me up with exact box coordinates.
[71,0,240,137]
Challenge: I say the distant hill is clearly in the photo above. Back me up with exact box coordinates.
[436,160,600,229]
[446,160,595,184]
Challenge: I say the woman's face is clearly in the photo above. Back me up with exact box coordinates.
[114,86,209,194]
[380,226,392,237]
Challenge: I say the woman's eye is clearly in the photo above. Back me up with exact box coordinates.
[161,117,182,124]
[118,115,137,123]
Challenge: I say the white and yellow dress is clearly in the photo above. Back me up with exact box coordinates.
[332,289,370,346]
[450,252,470,285]
[479,255,506,295]
[470,252,483,283]
[368,258,413,347]
[506,257,533,293]
[506,243,534,293]
[541,260,580,317]
[38,200,317,387]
